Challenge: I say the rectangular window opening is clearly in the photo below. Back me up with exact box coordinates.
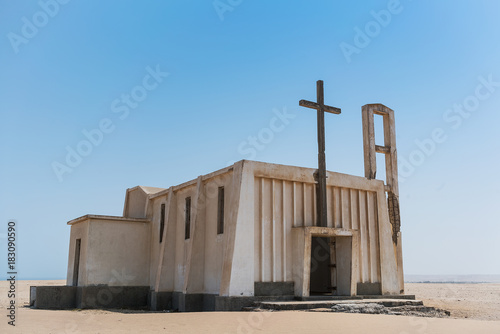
[159,203,165,243]
[374,114,385,147]
[217,187,225,234]
[185,197,191,239]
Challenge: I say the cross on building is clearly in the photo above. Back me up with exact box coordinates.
[299,80,341,227]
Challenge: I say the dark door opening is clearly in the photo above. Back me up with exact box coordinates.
[309,236,352,296]
[72,239,81,286]
[309,237,335,295]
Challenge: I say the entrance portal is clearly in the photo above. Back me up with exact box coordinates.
[309,237,333,294]
[72,239,81,286]
[309,236,353,296]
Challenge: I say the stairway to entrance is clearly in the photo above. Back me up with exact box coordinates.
[243,297,450,318]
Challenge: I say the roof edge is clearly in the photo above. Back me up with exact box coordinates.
[67,214,150,225]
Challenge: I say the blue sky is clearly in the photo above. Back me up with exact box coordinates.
[1,0,499,279]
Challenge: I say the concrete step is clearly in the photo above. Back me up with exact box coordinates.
[296,294,416,301]
[254,299,423,311]
[329,303,451,317]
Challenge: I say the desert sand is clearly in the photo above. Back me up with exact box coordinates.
[405,283,500,321]
[1,280,500,333]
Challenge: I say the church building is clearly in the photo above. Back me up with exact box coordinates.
[31,94,405,311]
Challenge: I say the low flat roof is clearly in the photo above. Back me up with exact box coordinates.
[67,214,150,225]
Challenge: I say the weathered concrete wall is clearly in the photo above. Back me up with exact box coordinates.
[148,195,166,290]
[144,167,234,296]
[254,282,294,296]
[31,286,77,309]
[78,286,149,309]
[66,221,89,286]
[251,162,383,287]
[31,285,149,310]
[124,187,148,218]
[202,173,229,294]
[336,236,353,296]
[67,216,151,287]
[222,161,255,297]
[86,218,150,286]
[173,185,194,292]
[124,186,165,219]
[249,160,399,295]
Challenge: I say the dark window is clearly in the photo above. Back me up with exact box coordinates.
[159,203,165,243]
[185,197,191,239]
[217,187,224,234]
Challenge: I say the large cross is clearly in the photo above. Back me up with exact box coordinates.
[299,80,341,227]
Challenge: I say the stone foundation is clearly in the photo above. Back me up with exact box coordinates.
[31,285,149,310]
[357,282,382,295]
[30,286,77,309]
[254,282,294,296]
[149,291,173,311]
[31,283,408,312]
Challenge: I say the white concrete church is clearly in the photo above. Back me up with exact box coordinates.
[32,102,406,311]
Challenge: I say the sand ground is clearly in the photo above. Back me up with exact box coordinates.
[405,283,500,321]
[0,280,499,333]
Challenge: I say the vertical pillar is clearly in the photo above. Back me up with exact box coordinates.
[220,161,255,297]
[383,106,399,195]
[362,103,404,294]
[362,105,376,180]
[154,187,174,293]
[183,176,205,294]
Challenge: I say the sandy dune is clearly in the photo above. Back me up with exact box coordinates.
[1,280,499,333]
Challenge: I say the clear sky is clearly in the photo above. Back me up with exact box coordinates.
[1,0,499,280]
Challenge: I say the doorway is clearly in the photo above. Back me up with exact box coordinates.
[309,237,334,294]
[72,239,81,286]
[309,236,352,296]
